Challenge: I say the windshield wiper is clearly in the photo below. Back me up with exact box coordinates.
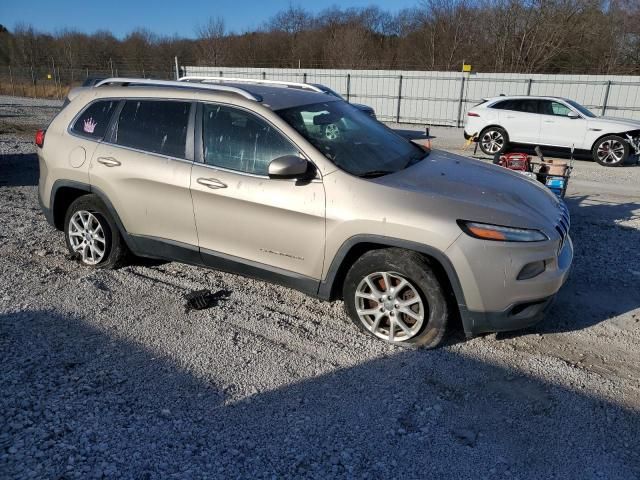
[358,170,395,178]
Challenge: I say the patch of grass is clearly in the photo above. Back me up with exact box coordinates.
[0,81,70,99]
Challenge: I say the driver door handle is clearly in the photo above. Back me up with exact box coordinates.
[96,157,121,167]
[197,177,227,189]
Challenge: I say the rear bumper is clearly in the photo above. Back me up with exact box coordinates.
[38,187,55,227]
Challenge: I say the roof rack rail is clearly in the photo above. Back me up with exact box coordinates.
[93,77,261,101]
[178,75,324,93]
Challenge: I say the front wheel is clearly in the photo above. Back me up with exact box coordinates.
[342,249,448,348]
[64,194,126,269]
[479,127,509,156]
[592,135,629,167]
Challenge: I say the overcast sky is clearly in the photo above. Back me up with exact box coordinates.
[2,0,421,38]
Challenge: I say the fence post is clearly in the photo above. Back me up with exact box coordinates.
[456,74,466,128]
[526,78,533,95]
[109,58,114,77]
[174,56,179,80]
[346,73,351,102]
[30,64,37,99]
[303,72,307,84]
[8,65,14,96]
[396,75,403,123]
[262,71,266,80]
[601,80,611,116]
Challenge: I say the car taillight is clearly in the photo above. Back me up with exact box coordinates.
[35,129,46,148]
[467,112,480,117]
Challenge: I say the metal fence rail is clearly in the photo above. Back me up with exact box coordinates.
[3,61,640,126]
[185,66,640,126]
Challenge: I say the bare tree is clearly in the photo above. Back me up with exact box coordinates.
[197,17,226,67]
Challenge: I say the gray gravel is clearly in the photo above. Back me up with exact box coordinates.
[1,96,640,479]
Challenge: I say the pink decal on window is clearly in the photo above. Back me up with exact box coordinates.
[83,117,97,134]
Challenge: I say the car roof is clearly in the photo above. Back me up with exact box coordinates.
[484,95,571,103]
[221,82,338,110]
[84,78,339,111]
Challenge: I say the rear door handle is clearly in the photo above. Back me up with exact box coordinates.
[543,120,555,124]
[96,157,121,167]
[197,177,227,189]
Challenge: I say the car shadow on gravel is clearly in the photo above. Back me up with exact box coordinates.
[0,152,38,187]
[1,309,638,478]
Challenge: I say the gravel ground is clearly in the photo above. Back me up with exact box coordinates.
[1,96,640,479]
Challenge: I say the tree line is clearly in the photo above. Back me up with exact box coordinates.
[1,0,639,78]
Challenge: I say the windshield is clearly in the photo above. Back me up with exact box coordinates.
[276,100,427,177]
[566,100,596,118]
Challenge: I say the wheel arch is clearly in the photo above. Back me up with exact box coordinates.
[50,180,136,251]
[590,131,636,152]
[318,236,467,315]
[50,180,91,230]
[479,124,509,141]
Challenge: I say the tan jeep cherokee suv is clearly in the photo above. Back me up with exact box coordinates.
[37,77,573,347]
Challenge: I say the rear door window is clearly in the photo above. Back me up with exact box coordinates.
[71,100,118,139]
[516,99,539,114]
[114,100,191,158]
[492,99,539,113]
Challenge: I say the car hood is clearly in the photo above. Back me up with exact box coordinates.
[374,150,562,230]
[589,116,640,130]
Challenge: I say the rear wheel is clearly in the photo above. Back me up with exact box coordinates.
[479,127,509,156]
[592,135,629,167]
[342,249,448,348]
[64,194,126,269]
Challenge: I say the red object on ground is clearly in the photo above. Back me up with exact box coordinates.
[497,152,530,171]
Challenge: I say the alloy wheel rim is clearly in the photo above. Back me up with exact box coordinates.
[481,130,504,153]
[325,124,340,140]
[355,271,425,343]
[597,139,625,164]
[68,210,106,265]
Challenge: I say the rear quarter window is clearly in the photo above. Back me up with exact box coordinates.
[70,100,118,139]
[114,100,191,158]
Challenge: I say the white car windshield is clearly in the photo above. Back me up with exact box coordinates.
[276,101,427,177]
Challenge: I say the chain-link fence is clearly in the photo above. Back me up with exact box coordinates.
[0,62,176,100]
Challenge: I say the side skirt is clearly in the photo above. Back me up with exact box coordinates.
[129,234,320,298]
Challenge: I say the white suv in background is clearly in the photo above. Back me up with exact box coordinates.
[464,96,640,167]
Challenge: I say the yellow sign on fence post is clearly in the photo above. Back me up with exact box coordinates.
[47,73,52,80]
[462,64,472,73]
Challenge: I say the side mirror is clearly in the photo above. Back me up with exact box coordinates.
[268,155,310,179]
[567,111,580,119]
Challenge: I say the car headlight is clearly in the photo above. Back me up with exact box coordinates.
[457,220,548,242]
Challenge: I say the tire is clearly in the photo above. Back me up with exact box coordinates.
[479,127,509,156]
[592,135,629,167]
[342,248,448,348]
[64,194,127,269]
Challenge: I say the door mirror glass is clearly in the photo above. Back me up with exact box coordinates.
[268,155,309,179]
[567,111,580,119]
